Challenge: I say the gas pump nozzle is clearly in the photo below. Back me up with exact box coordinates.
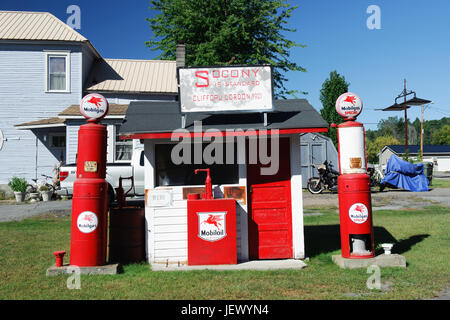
[194,169,213,200]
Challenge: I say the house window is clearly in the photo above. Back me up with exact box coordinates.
[49,133,66,148]
[115,126,133,161]
[45,51,70,92]
[155,143,239,187]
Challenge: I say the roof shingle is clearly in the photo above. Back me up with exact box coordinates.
[0,11,87,42]
[84,59,178,94]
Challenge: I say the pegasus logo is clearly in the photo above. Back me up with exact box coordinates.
[349,203,369,224]
[202,214,223,230]
[344,95,357,105]
[88,96,103,108]
[82,214,94,222]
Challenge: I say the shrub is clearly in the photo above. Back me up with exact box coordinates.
[39,185,50,192]
[8,177,28,193]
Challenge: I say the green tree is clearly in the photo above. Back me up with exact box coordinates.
[366,135,401,164]
[146,0,306,98]
[412,117,421,145]
[377,116,417,145]
[424,117,450,144]
[319,71,350,147]
[432,125,450,145]
[377,116,403,140]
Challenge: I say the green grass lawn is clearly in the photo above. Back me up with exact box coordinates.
[0,206,449,300]
[431,178,450,188]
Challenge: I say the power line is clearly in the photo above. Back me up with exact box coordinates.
[432,109,450,116]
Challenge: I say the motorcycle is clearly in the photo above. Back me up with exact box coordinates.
[367,166,385,190]
[307,160,339,194]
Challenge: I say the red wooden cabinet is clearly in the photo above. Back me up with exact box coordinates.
[187,198,237,265]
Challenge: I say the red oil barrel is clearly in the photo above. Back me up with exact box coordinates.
[108,207,145,264]
[75,122,107,179]
[337,173,375,258]
[70,178,108,266]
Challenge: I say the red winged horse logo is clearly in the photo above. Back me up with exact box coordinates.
[202,214,223,230]
[88,96,103,108]
[344,95,357,105]
[354,204,366,214]
[82,213,94,222]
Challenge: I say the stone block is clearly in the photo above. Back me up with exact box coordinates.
[46,263,121,276]
[332,254,406,269]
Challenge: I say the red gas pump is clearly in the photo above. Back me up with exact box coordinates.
[69,94,109,267]
[334,93,375,259]
[187,169,237,265]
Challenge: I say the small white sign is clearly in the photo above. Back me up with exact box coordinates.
[80,93,109,120]
[147,189,173,207]
[77,211,98,233]
[348,203,369,224]
[197,211,227,242]
[179,65,273,113]
[336,92,363,119]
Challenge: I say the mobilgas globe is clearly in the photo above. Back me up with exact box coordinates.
[335,92,362,119]
[79,93,109,120]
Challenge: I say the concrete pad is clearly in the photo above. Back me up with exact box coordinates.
[46,263,121,276]
[332,254,406,269]
[150,259,307,272]
[375,254,407,268]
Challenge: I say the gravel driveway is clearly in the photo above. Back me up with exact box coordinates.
[0,199,71,222]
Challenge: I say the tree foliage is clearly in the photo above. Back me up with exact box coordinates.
[377,116,418,145]
[432,125,450,145]
[146,0,306,98]
[423,118,450,144]
[366,135,401,164]
[319,71,350,147]
[365,117,450,163]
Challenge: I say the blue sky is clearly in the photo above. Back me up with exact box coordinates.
[2,0,449,130]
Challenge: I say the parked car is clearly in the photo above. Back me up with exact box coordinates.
[57,149,145,202]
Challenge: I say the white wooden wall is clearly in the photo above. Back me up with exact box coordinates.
[0,44,82,183]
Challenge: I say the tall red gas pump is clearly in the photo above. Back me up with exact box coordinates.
[69,93,109,267]
[333,93,375,259]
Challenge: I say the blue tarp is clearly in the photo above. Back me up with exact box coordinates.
[381,155,429,192]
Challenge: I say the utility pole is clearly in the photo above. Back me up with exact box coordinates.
[403,79,409,160]
[420,104,424,161]
[420,102,433,161]
[379,82,431,159]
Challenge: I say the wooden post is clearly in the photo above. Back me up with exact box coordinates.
[421,104,424,161]
[404,79,408,160]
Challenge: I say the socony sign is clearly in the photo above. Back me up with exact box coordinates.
[178,65,273,113]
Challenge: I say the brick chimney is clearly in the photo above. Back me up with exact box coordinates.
[176,43,186,67]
